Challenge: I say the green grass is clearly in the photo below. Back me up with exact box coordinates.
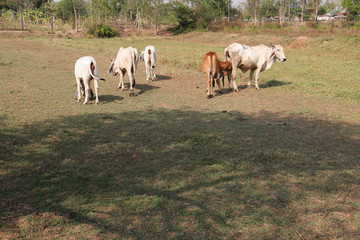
[1,30,360,239]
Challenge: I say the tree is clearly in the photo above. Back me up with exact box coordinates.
[168,2,196,34]
[342,0,360,21]
[312,0,321,23]
[279,0,285,25]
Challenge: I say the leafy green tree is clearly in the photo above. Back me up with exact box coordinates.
[342,0,360,21]
[168,2,196,34]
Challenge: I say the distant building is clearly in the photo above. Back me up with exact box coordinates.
[317,8,348,21]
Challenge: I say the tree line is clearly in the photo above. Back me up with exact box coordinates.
[0,0,359,35]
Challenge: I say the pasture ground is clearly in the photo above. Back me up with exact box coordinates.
[1,29,360,239]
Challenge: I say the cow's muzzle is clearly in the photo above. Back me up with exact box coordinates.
[281,58,287,62]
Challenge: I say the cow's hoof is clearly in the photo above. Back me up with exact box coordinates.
[129,92,135,97]
[95,101,99,105]
[207,94,213,99]
[255,87,260,90]
[234,89,239,92]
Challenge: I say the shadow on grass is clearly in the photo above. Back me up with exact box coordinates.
[236,80,292,90]
[1,110,359,238]
[100,94,124,103]
[259,79,292,88]
[136,83,160,95]
[156,74,172,81]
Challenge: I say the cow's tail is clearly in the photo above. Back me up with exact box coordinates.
[224,48,229,61]
[89,58,106,81]
[212,54,219,81]
[211,54,217,87]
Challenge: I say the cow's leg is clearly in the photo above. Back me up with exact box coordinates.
[80,80,85,97]
[254,68,261,89]
[152,65,156,81]
[145,62,150,82]
[207,73,212,98]
[127,71,135,97]
[118,71,125,91]
[227,75,232,89]
[231,67,238,92]
[216,73,223,94]
[76,77,82,102]
[83,79,90,104]
[94,79,99,105]
[248,69,255,88]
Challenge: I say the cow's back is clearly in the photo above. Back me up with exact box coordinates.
[116,47,134,70]
[75,56,92,79]
[202,52,220,77]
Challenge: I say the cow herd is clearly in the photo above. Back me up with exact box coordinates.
[74,43,286,104]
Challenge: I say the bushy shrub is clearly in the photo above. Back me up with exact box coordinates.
[169,4,196,35]
[88,24,118,38]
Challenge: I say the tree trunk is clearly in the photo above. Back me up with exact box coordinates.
[72,0,78,32]
[50,14,54,31]
[314,0,319,24]
[301,0,305,22]
[279,0,285,25]
[227,0,230,22]
[254,0,258,26]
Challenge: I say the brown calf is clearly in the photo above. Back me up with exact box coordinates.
[219,60,232,89]
[201,52,221,99]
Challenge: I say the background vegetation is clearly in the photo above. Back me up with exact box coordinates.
[0,0,359,35]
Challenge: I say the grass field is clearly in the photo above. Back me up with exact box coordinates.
[1,28,360,239]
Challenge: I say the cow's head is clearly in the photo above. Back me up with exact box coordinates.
[139,51,145,61]
[270,43,286,62]
[108,59,119,76]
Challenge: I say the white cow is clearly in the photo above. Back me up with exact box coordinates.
[224,43,286,91]
[74,56,105,104]
[139,46,157,82]
[108,47,138,97]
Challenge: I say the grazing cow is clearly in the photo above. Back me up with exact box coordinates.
[201,52,221,99]
[139,46,157,82]
[74,56,105,104]
[219,60,232,89]
[224,43,286,91]
[108,47,138,97]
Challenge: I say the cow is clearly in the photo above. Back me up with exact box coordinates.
[108,47,138,97]
[74,56,105,104]
[224,43,286,91]
[139,46,157,82]
[219,60,232,89]
[201,52,222,99]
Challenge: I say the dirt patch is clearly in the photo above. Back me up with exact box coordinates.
[288,36,311,49]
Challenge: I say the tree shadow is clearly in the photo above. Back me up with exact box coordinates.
[1,110,359,238]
